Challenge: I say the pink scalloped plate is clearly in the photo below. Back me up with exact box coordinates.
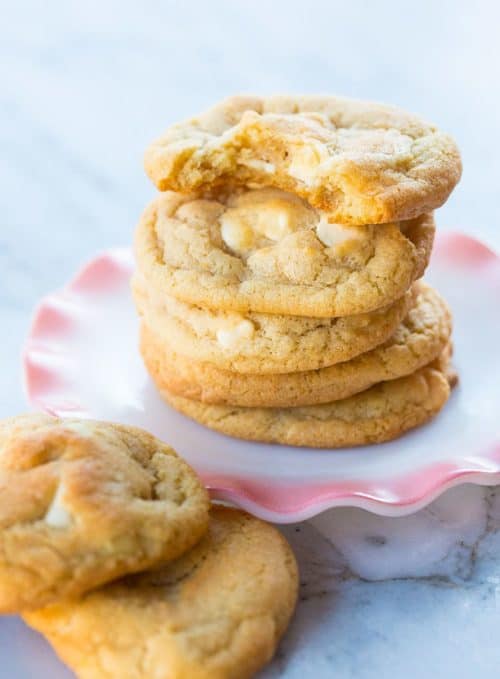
[23,232,500,522]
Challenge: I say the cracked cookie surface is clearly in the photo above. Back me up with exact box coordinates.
[141,283,452,406]
[0,414,209,612]
[134,188,434,317]
[24,506,298,679]
[134,277,415,374]
[160,360,453,448]
[144,95,461,224]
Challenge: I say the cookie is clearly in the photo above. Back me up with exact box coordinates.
[144,95,461,224]
[141,283,452,407]
[133,277,415,374]
[0,414,209,612]
[159,361,452,448]
[436,342,459,388]
[134,188,434,317]
[24,506,298,679]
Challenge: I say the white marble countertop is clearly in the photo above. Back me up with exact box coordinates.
[1,2,500,677]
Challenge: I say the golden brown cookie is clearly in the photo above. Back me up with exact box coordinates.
[140,283,452,406]
[159,361,452,448]
[0,414,209,612]
[144,95,461,224]
[134,188,434,317]
[24,506,298,679]
[133,276,415,374]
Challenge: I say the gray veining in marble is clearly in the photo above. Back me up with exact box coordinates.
[1,2,500,677]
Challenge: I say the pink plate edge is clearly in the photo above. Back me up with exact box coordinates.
[22,232,500,523]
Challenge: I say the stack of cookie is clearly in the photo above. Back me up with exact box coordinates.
[2,414,298,679]
[134,96,461,448]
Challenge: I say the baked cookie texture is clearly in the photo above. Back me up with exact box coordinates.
[159,360,452,448]
[144,95,462,225]
[0,414,209,612]
[134,187,435,317]
[133,278,415,375]
[24,506,299,679]
[133,94,459,448]
[140,283,452,407]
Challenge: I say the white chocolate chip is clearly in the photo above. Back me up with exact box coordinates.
[220,213,255,253]
[220,202,294,254]
[288,144,326,185]
[316,218,362,250]
[240,158,276,173]
[45,483,72,528]
[259,207,291,241]
[216,319,255,349]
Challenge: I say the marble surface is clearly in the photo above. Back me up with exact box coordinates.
[1,1,500,677]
